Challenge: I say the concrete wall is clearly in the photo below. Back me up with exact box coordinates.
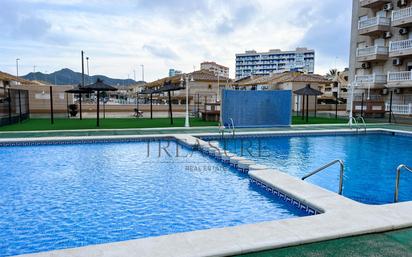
[9,84,73,114]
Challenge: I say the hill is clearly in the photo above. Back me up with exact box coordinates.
[22,68,143,86]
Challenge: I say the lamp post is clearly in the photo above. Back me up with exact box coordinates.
[141,64,145,81]
[16,58,20,77]
[181,74,194,127]
[86,57,90,84]
[348,81,356,127]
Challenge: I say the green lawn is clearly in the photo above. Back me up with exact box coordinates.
[291,116,347,125]
[0,118,218,131]
[234,228,412,257]
[0,116,347,131]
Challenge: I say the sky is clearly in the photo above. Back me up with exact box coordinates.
[0,0,352,81]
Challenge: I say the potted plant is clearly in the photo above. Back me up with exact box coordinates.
[68,104,78,117]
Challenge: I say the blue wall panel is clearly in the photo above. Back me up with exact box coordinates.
[221,90,292,128]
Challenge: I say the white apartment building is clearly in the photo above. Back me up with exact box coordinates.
[350,0,412,114]
[200,62,229,78]
[235,48,315,79]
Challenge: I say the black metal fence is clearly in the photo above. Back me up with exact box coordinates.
[0,89,30,126]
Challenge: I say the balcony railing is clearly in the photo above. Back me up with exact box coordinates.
[355,74,387,84]
[388,71,412,82]
[356,46,389,57]
[358,17,390,30]
[390,39,412,52]
[385,103,412,115]
[360,0,391,8]
[392,7,412,21]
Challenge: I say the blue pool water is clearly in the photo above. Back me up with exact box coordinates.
[0,140,307,257]
[212,133,412,205]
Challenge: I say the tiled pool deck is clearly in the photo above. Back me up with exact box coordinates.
[3,124,412,257]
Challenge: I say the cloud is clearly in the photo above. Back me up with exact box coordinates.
[294,0,351,72]
[143,44,179,60]
[0,0,352,80]
[215,4,259,35]
[0,0,69,44]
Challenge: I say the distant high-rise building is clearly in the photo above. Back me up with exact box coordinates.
[169,69,182,77]
[200,62,229,78]
[235,48,315,79]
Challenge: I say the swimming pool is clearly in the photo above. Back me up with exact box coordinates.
[209,132,412,205]
[0,140,308,257]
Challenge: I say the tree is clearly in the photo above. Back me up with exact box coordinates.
[326,69,338,79]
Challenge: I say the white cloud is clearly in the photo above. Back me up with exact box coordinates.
[0,0,351,80]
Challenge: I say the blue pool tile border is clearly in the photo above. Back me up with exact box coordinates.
[250,178,320,215]
[196,143,321,216]
[0,137,175,147]
[198,131,393,141]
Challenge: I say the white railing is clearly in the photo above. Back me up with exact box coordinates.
[388,71,412,82]
[358,17,390,30]
[356,46,389,57]
[355,74,387,84]
[392,6,412,21]
[389,39,412,52]
[385,103,412,115]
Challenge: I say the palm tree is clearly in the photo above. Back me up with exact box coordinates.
[326,69,338,79]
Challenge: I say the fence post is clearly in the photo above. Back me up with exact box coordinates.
[7,89,11,124]
[50,86,54,124]
[409,103,412,115]
[18,90,22,123]
[389,91,393,123]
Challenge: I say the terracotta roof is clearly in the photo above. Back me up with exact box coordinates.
[201,61,229,70]
[145,70,232,88]
[0,71,35,85]
[236,72,331,86]
[275,72,331,84]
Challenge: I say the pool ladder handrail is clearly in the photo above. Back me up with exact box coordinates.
[219,122,225,139]
[350,117,359,132]
[229,118,236,137]
[394,164,412,203]
[219,118,236,138]
[356,115,367,133]
[302,159,344,195]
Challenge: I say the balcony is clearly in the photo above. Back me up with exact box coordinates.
[356,46,389,61]
[392,7,412,27]
[358,17,390,36]
[354,74,387,88]
[389,39,412,57]
[360,0,390,9]
[387,71,412,87]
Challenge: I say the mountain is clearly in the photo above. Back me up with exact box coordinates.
[22,68,143,86]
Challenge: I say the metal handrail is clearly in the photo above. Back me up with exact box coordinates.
[357,116,367,133]
[394,164,412,203]
[229,118,236,137]
[219,122,225,139]
[302,160,344,195]
[350,117,359,132]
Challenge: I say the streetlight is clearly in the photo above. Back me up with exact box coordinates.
[16,58,20,77]
[348,81,357,127]
[141,64,145,81]
[181,74,194,128]
[86,57,90,83]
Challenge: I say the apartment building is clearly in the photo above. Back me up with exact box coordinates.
[200,62,229,78]
[350,0,412,110]
[235,48,315,79]
[168,69,182,77]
